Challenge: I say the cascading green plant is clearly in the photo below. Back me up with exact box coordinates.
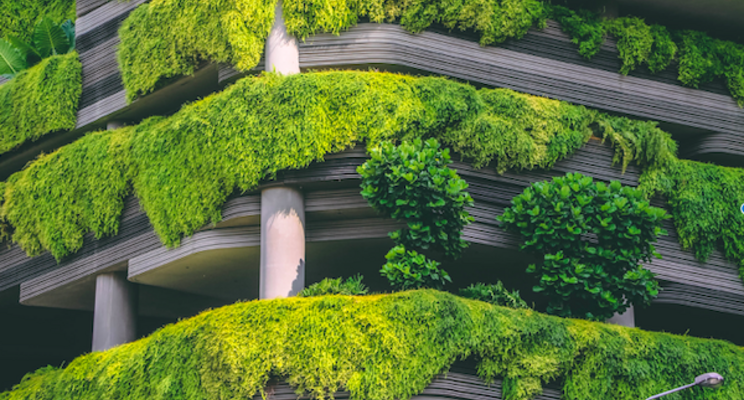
[2,290,744,400]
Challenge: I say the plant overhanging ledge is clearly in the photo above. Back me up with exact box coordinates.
[117,0,744,105]
[1,71,742,283]
[1,290,743,400]
[0,52,81,155]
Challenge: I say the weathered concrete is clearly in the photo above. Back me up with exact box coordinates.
[260,187,305,299]
[91,272,138,351]
[606,305,635,327]
[265,0,300,74]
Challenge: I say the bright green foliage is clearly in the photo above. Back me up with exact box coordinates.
[284,0,547,45]
[459,282,529,309]
[640,160,744,280]
[499,173,669,320]
[0,0,75,43]
[549,5,605,59]
[0,52,81,155]
[299,275,369,297]
[117,0,277,101]
[358,139,473,289]
[3,290,744,400]
[5,71,606,259]
[4,127,134,257]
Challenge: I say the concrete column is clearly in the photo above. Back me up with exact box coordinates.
[265,0,300,74]
[260,187,305,299]
[92,272,138,351]
[606,305,635,327]
[106,121,124,130]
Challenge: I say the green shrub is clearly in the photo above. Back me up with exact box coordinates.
[459,282,529,309]
[117,0,277,102]
[358,139,474,290]
[0,52,81,155]
[499,173,668,320]
[0,0,75,43]
[3,290,744,400]
[298,275,369,297]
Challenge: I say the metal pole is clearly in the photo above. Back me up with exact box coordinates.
[645,382,697,400]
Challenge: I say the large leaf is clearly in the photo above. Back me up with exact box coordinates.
[6,35,41,66]
[33,17,70,57]
[0,39,27,77]
[60,19,76,52]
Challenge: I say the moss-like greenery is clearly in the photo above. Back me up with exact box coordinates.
[1,70,742,287]
[7,71,626,259]
[117,0,277,102]
[0,0,76,43]
[2,290,743,400]
[0,52,81,155]
[640,160,744,273]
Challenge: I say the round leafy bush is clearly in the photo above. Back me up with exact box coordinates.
[458,282,529,309]
[358,139,474,290]
[298,275,369,297]
[499,172,669,320]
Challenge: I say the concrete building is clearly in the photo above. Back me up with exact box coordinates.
[1,0,744,396]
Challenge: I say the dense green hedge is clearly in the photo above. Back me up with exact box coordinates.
[117,0,277,102]
[0,52,81,155]
[1,71,742,285]
[3,71,671,260]
[0,0,75,42]
[1,290,743,400]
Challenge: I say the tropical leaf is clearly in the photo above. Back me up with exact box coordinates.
[60,19,76,52]
[6,35,41,66]
[0,39,27,77]
[33,17,69,57]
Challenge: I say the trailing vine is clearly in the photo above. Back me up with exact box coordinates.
[2,290,744,400]
[358,139,474,290]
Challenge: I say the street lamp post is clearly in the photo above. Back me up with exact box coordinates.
[645,373,724,400]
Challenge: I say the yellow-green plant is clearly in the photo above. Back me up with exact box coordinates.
[117,0,277,102]
[0,0,75,43]
[0,52,81,154]
[2,290,744,400]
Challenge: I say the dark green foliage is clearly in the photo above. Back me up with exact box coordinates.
[1,18,76,78]
[549,5,605,59]
[640,160,744,280]
[3,290,744,400]
[459,282,529,309]
[499,173,668,320]
[0,52,81,155]
[117,0,277,102]
[299,275,369,297]
[381,245,451,290]
[0,0,75,43]
[358,139,473,289]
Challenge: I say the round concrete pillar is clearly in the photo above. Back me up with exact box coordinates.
[106,121,124,130]
[265,0,300,74]
[92,272,138,351]
[606,305,635,327]
[260,187,305,299]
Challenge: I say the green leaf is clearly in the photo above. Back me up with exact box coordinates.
[0,39,27,77]
[33,17,70,57]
